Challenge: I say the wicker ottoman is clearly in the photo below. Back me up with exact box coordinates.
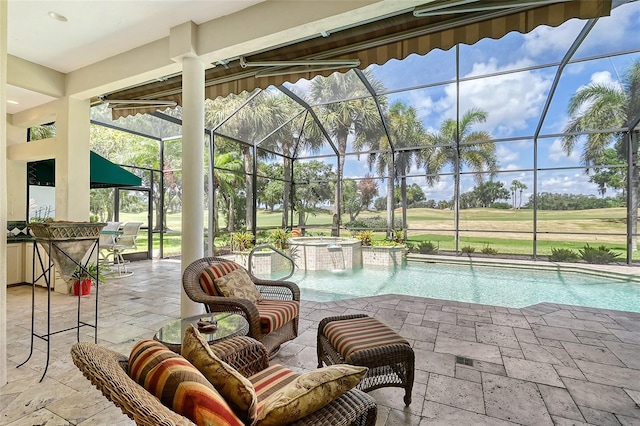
[317,314,415,405]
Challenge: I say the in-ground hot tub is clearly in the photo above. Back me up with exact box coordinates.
[288,236,362,271]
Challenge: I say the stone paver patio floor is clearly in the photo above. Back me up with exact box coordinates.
[2,259,640,425]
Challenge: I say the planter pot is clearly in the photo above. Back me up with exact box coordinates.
[29,221,106,283]
[73,279,92,296]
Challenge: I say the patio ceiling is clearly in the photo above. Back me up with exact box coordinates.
[103,0,612,120]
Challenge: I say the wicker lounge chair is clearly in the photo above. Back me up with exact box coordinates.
[71,336,377,426]
[182,256,300,357]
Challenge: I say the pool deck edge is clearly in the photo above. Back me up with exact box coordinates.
[407,253,640,283]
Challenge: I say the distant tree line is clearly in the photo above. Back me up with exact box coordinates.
[525,192,625,210]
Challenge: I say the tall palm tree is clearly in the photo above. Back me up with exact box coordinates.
[206,92,289,233]
[561,59,640,251]
[510,179,527,209]
[420,108,498,245]
[309,70,385,222]
[213,151,244,232]
[354,101,425,235]
[258,95,324,228]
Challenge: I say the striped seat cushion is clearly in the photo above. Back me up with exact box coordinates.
[257,300,299,334]
[199,262,241,296]
[323,316,409,361]
[128,340,243,426]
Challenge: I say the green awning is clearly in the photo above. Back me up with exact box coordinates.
[27,151,142,189]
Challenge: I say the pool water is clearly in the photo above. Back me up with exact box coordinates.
[288,263,640,312]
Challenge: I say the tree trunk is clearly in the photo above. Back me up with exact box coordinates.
[334,137,346,217]
[242,145,253,231]
[227,195,235,232]
[518,189,524,209]
[401,176,408,241]
[386,162,394,239]
[282,156,291,229]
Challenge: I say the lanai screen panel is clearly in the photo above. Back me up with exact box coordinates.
[572,1,640,61]
[368,48,457,93]
[91,104,182,140]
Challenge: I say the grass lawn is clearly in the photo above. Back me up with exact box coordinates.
[114,207,638,260]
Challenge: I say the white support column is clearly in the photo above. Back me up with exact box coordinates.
[180,56,205,318]
[55,97,91,221]
[1,0,8,388]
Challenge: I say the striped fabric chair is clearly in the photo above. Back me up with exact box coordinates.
[183,256,300,357]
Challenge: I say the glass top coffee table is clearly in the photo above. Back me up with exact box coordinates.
[154,312,249,352]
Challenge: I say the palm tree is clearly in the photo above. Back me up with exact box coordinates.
[354,101,424,236]
[205,92,289,233]
[309,70,385,223]
[29,123,56,141]
[561,59,640,251]
[258,95,324,228]
[510,180,527,209]
[213,151,244,232]
[419,108,498,246]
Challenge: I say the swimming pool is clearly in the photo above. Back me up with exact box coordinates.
[288,262,640,312]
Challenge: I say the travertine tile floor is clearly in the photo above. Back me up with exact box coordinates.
[2,258,640,425]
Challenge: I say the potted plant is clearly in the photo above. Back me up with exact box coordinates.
[269,228,292,250]
[69,263,106,296]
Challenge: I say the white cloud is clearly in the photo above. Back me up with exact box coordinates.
[423,178,453,201]
[502,164,521,171]
[523,19,583,58]
[437,58,552,138]
[524,2,638,60]
[589,70,617,86]
[548,139,580,164]
[496,145,519,163]
[539,171,596,195]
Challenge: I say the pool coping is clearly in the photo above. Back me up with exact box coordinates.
[407,253,640,283]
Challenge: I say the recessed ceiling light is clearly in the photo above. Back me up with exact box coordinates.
[48,11,68,22]
[7,100,19,105]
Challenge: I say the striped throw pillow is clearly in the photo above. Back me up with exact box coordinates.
[128,340,243,426]
[199,262,241,296]
[182,325,257,424]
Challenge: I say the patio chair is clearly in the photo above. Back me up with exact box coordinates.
[71,336,377,426]
[108,221,142,276]
[98,221,121,264]
[183,256,300,357]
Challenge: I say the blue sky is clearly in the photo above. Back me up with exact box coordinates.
[347,1,640,203]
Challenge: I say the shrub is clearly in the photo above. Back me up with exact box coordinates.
[355,230,374,246]
[392,229,405,244]
[579,244,621,264]
[344,216,403,230]
[408,241,438,254]
[548,247,580,263]
[230,231,254,252]
[481,244,498,255]
[269,228,291,250]
[460,245,475,254]
[491,202,511,210]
